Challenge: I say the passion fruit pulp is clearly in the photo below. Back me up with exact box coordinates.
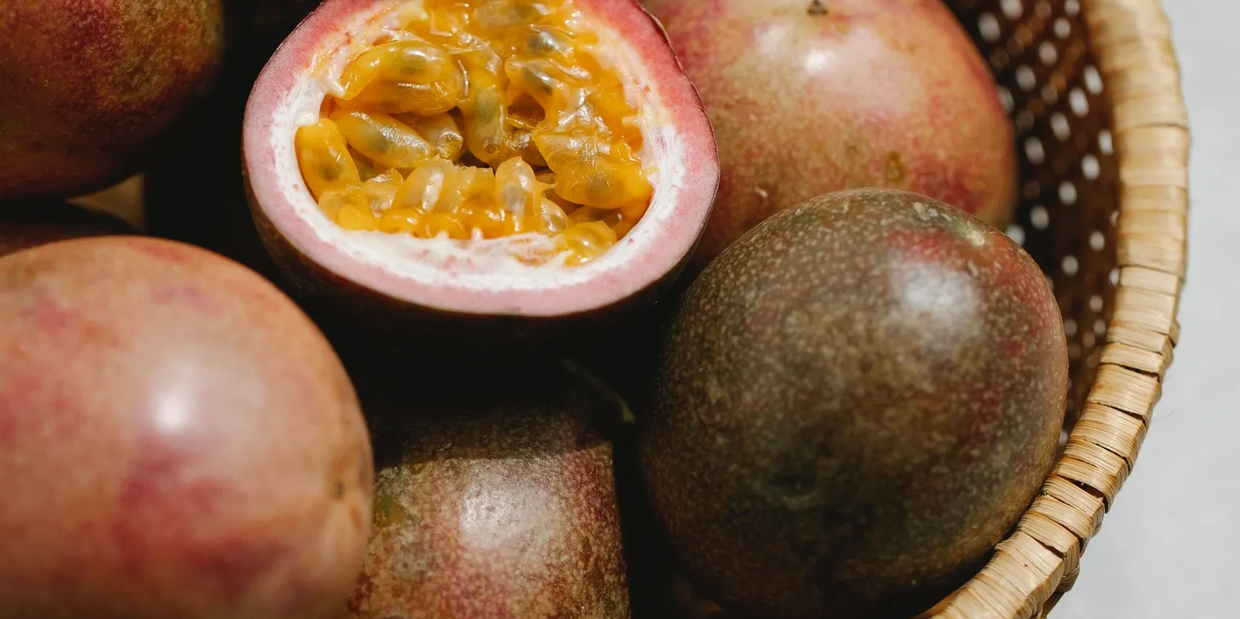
[244,0,718,352]
[294,0,655,265]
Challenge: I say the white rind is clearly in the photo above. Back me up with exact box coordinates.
[266,1,691,292]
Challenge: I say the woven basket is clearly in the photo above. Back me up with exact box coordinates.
[934,0,1187,616]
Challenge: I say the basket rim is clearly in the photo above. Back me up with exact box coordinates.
[934,0,1190,617]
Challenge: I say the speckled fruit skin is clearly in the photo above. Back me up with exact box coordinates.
[0,0,225,201]
[0,238,374,619]
[639,189,1067,619]
[345,362,630,619]
[243,0,718,357]
[0,202,135,257]
[642,0,1018,267]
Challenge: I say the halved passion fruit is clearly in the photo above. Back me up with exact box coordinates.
[243,0,717,350]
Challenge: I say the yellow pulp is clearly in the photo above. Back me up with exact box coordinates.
[295,0,654,265]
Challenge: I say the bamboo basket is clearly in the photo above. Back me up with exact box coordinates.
[937,0,1190,615]
[668,0,1188,617]
[935,0,1187,615]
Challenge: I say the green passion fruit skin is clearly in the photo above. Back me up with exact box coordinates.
[346,360,630,619]
[639,189,1067,619]
[0,0,225,200]
[0,237,374,619]
[642,0,1018,267]
[242,0,718,356]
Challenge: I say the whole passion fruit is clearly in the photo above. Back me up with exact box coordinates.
[243,0,718,352]
[639,190,1067,619]
[346,361,629,618]
[0,0,225,200]
[0,202,135,257]
[0,238,374,619]
[642,0,1017,265]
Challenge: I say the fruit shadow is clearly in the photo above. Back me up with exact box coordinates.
[341,349,610,472]
[146,30,290,289]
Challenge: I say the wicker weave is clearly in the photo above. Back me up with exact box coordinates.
[931,0,1188,616]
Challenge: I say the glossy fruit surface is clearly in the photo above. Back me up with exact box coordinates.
[0,237,373,619]
[346,361,629,619]
[642,0,1017,265]
[640,190,1066,619]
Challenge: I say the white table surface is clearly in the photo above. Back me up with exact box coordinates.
[1054,1,1240,617]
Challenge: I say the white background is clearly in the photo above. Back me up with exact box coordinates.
[1054,1,1240,617]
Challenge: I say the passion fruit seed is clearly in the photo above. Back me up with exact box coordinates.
[401,113,464,160]
[297,118,362,199]
[293,0,654,265]
[330,109,434,169]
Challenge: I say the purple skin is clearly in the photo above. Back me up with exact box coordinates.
[0,0,224,200]
[639,189,1066,619]
[345,361,631,619]
[0,237,374,619]
[641,0,1017,267]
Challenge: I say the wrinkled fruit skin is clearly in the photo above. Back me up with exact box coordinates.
[0,0,225,200]
[347,362,630,619]
[639,189,1067,619]
[643,0,1017,266]
[0,202,135,257]
[0,238,374,619]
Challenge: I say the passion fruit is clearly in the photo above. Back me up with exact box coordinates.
[243,0,718,352]
[0,238,374,619]
[0,202,135,257]
[642,0,1018,265]
[346,360,629,618]
[639,190,1067,619]
[0,0,225,200]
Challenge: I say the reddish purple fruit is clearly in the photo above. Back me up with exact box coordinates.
[0,237,373,619]
[0,0,225,200]
[642,0,1017,266]
[639,189,1066,619]
[346,363,630,619]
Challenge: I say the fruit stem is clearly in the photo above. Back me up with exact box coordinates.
[808,0,828,16]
